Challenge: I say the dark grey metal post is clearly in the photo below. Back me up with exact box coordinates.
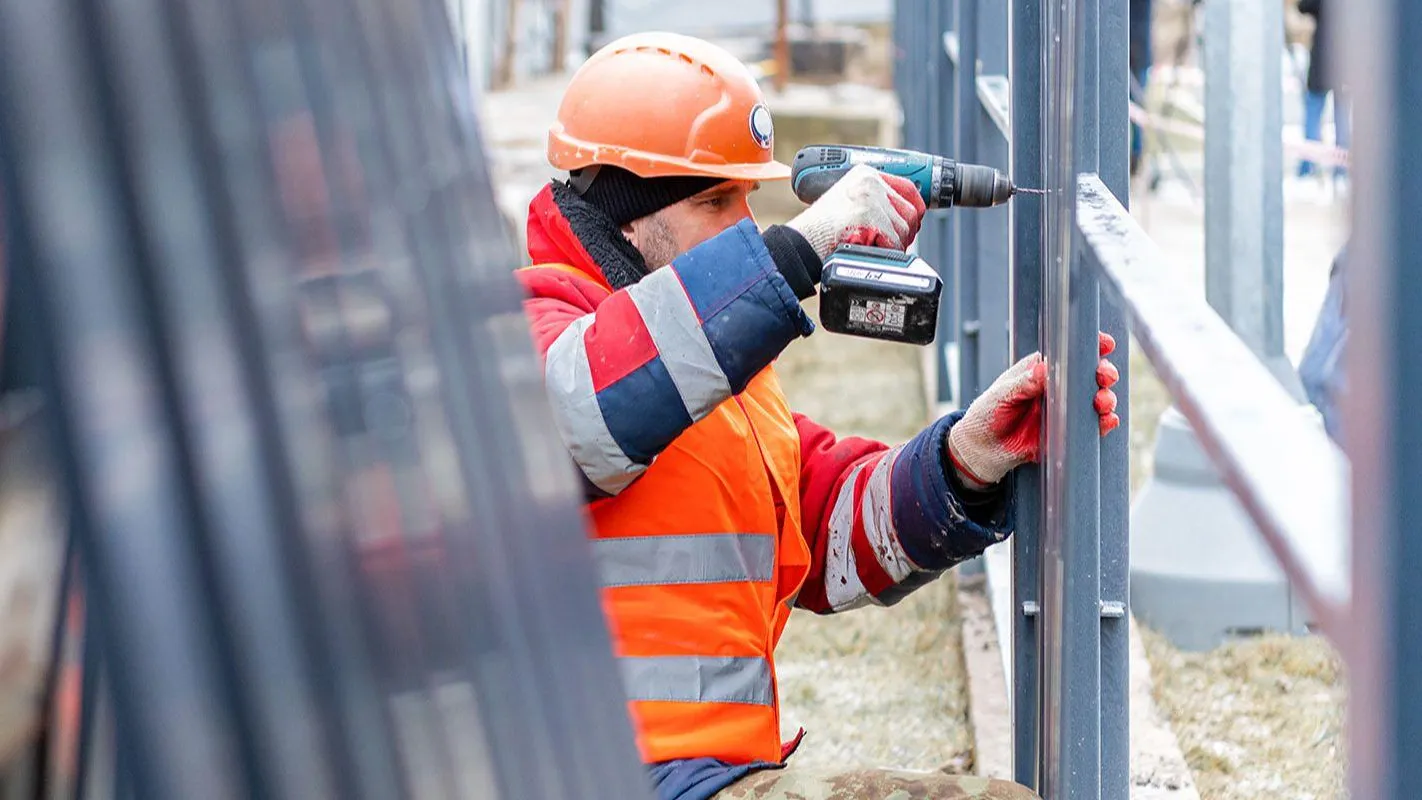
[1095,0,1131,793]
[953,0,981,404]
[974,0,1010,396]
[1342,0,1422,796]
[1202,0,1288,370]
[1008,0,1045,787]
[1041,0,1104,794]
[932,0,960,408]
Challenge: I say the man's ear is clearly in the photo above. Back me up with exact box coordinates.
[620,221,639,248]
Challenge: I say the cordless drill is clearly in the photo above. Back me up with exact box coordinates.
[789,144,1038,345]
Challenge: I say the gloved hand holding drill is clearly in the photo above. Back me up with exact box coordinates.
[785,164,928,257]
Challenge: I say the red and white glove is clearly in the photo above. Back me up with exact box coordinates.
[947,332,1121,489]
[785,164,928,259]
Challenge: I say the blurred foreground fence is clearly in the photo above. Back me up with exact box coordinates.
[0,0,651,798]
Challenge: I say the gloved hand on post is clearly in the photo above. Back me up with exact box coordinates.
[785,163,927,259]
[947,332,1121,490]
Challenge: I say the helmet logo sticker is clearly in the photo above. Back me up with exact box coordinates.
[749,104,774,149]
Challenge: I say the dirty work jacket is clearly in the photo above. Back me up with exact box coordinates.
[515,183,1016,768]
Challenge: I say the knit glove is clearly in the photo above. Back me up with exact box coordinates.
[947,332,1121,489]
[785,164,928,259]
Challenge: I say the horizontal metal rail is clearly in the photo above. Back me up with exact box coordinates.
[1075,174,1352,629]
[976,75,1010,141]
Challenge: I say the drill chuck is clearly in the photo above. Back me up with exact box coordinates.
[951,162,1016,207]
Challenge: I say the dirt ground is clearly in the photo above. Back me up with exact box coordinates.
[772,299,976,774]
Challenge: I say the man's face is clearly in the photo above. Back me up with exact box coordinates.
[622,181,759,269]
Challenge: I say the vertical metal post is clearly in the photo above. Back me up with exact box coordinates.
[931,0,959,408]
[1342,0,1422,797]
[953,0,980,405]
[1008,0,1044,787]
[921,1,955,406]
[974,0,1010,395]
[1095,0,1130,794]
[1041,0,1102,795]
[1203,0,1287,367]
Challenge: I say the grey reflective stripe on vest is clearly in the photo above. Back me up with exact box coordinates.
[619,655,774,706]
[594,533,775,588]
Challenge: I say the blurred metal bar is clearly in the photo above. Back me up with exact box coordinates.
[163,1,406,794]
[978,76,1010,141]
[1202,0,1286,364]
[1077,176,1351,619]
[1094,0,1130,792]
[1007,0,1044,785]
[1,0,652,797]
[1343,0,1422,795]
[953,0,981,405]
[83,0,351,793]
[0,1,254,794]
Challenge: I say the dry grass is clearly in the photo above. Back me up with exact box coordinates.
[1141,628,1346,800]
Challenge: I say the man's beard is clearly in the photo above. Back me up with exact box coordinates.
[633,213,680,270]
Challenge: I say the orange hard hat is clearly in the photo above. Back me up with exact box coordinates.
[548,32,791,182]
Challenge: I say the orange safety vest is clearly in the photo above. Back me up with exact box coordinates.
[526,263,812,765]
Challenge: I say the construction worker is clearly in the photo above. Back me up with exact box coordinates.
[516,32,1119,800]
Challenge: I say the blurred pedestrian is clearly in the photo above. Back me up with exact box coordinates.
[1297,0,1349,178]
[1298,243,1347,441]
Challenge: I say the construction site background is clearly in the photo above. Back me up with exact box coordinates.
[481,1,1349,797]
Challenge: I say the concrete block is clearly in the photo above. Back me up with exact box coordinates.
[1129,406,1314,651]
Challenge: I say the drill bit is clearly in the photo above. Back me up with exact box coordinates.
[1013,186,1048,196]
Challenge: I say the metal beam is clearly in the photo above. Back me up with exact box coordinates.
[1076,176,1350,621]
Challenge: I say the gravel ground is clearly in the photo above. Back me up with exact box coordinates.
[772,299,975,774]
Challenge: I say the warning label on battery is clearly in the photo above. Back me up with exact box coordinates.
[849,298,907,332]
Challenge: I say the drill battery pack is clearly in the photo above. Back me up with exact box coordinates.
[817,244,942,346]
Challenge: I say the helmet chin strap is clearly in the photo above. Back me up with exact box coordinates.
[567,165,602,196]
